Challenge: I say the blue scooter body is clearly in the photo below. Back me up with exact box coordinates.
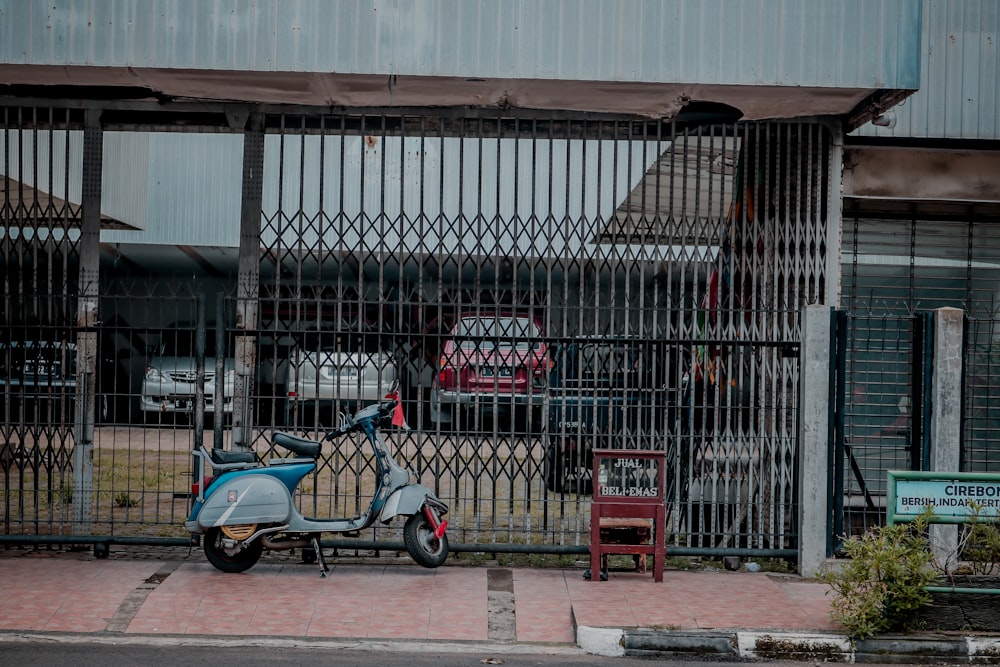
[190,462,313,529]
[185,393,449,573]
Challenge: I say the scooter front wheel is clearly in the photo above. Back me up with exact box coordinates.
[203,526,264,573]
[403,512,449,568]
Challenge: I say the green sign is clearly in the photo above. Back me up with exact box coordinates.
[887,470,1000,524]
[887,470,1000,596]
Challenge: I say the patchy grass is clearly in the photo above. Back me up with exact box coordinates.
[2,427,792,566]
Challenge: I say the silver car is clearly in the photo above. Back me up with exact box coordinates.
[139,327,235,421]
[284,332,397,424]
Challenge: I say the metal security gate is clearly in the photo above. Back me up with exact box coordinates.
[248,113,828,558]
[837,205,1000,539]
[1,107,237,543]
[2,108,86,539]
[831,310,930,541]
[2,104,833,561]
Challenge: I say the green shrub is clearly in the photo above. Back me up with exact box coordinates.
[819,514,937,640]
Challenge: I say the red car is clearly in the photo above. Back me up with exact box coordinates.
[428,312,548,429]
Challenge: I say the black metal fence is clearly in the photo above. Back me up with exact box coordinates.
[2,105,831,559]
[832,311,924,539]
[837,208,1000,539]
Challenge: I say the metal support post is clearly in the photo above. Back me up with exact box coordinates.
[233,111,263,451]
[72,107,103,534]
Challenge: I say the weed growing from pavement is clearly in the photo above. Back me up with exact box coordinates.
[948,502,1000,577]
[113,492,139,508]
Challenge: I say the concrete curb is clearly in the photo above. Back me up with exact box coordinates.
[575,626,625,657]
[0,631,585,656]
[575,627,1000,662]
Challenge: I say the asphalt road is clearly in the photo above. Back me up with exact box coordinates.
[0,639,809,667]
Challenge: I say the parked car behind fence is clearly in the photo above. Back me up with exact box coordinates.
[428,311,549,430]
[544,337,684,494]
[139,325,235,422]
[283,331,397,426]
[0,337,80,424]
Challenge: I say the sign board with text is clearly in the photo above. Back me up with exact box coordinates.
[593,449,664,503]
[590,448,667,582]
[887,470,1000,525]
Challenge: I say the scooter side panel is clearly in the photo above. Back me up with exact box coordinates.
[197,474,293,528]
[379,483,434,522]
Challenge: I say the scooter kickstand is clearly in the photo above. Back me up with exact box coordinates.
[311,536,329,577]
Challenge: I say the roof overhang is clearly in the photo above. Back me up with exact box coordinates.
[0,65,910,130]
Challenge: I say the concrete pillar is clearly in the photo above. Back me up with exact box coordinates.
[232,112,263,451]
[929,307,964,565]
[824,125,844,308]
[72,109,103,534]
[798,305,833,577]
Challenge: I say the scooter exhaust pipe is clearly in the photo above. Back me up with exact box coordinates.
[260,535,311,551]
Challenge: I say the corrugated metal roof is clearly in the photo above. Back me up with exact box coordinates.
[1,0,921,89]
[854,0,999,140]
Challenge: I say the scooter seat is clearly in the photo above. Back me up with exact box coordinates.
[272,431,322,459]
[211,448,257,465]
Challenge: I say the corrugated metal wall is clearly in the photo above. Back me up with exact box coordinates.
[100,132,150,233]
[2,132,244,247]
[1,0,920,90]
[98,133,659,251]
[105,133,243,246]
[854,0,1000,140]
[260,134,661,261]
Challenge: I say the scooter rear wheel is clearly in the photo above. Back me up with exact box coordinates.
[403,512,448,568]
[203,526,264,573]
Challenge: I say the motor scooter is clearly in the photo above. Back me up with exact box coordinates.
[184,388,449,575]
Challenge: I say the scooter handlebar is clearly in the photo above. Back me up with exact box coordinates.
[323,397,400,440]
